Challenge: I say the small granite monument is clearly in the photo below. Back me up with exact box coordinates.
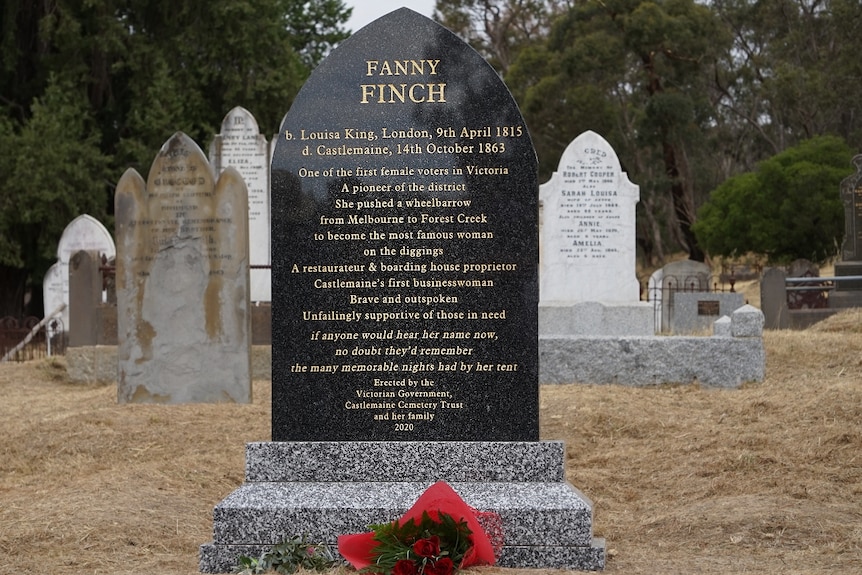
[115,132,251,404]
[539,131,651,335]
[200,8,604,572]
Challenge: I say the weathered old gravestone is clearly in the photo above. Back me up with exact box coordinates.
[115,132,251,403]
[538,131,651,335]
[200,9,603,572]
[41,214,115,332]
[210,107,272,302]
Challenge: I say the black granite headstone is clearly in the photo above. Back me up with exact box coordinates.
[271,9,538,441]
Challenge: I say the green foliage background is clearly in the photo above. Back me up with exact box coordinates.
[3,0,862,316]
[0,0,350,317]
[440,0,862,266]
[692,137,853,265]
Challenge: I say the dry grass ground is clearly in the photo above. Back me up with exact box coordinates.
[1,312,861,575]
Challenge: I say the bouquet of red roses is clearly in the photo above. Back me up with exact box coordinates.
[338,482,498,575]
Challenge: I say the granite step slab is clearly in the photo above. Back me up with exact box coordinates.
[199,539,607,573]
[209,481,596,547]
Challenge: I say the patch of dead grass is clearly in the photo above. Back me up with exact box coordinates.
[1,318,861,575]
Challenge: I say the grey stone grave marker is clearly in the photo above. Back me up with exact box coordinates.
[115,132,251,403]
[200,8,604,572]
[761,267,789,329]
[68,250,103,347]
[210,107,272,302]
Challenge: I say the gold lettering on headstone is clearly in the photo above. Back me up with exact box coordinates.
[360,60,445,104]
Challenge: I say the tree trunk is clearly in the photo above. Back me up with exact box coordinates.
[662,141,705,262]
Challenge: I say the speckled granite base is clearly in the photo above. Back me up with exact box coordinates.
[199,442,605,572]
[200,540,606,571]
[244,441,565,482]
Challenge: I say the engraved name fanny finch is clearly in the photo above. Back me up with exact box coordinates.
[361,59,445,104]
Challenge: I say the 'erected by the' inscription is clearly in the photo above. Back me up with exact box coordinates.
[271,9,539,441]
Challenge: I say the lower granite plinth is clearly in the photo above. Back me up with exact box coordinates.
[200,540,606,572]
[199,442,605,572]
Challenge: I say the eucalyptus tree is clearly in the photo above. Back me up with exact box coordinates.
[507,0,729,262]
[710,0,862,171]
[434,0,571,74]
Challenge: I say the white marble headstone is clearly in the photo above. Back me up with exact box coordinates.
[210,107,271,302]
[41,262,65,336]
[539,131,640,303]
[47,214,116,330]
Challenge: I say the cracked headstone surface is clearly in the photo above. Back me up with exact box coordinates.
[115,132,251,404]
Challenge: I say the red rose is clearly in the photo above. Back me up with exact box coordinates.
[425,557,454,575]
[393,559,418,575]
[412,536,441,558]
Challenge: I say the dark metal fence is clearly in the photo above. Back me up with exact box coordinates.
[0,316,66,362]
[785,272,830,309]
[645,274,739,333]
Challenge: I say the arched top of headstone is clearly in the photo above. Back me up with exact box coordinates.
[787,258,819,278]
[56,214,115,263]
[660,259,711,289]
[562,130,621,174]
[147,131,214,187]
[274,8,533,173]
[219,106,261,135]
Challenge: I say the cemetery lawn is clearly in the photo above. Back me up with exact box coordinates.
[1,312,860,575]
